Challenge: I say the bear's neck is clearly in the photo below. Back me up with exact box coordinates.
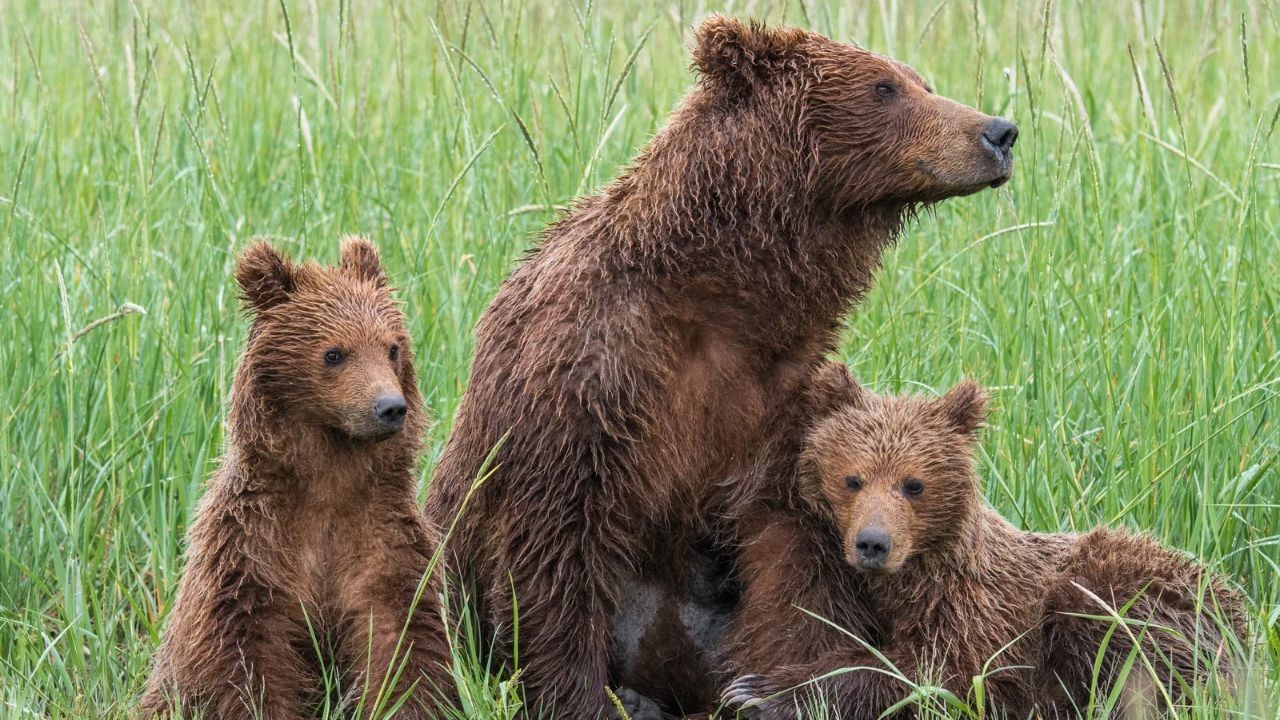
[585,92,907,355]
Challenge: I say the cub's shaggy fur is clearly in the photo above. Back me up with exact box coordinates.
[426,15,1016,716]
[139,239,454,719]
[723,366,1246,719]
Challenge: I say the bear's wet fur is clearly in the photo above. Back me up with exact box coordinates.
[426,15,1016,717]
[722,365,1247,719]
[139,239,454,719]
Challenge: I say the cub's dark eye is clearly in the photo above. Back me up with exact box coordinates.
[389,344,400,362]
[323,348,345,366]
[903,478,925,497]
[875,82,897,98]
[844,475,863,491]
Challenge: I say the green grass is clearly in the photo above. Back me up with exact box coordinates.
[1,0,1277,717]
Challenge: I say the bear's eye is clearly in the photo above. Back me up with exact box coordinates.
[903,478,925,497]
[389,344,400,362]
[323,348,345,366]
[875,82,897,98]
[844,475,863,491]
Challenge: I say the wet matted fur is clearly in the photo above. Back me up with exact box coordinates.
[426,15,1016,717]
[722,366,1247,719]
[140,239,455,719]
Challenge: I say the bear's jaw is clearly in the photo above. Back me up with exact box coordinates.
[227,402,422,488]
[912,158,1013,198]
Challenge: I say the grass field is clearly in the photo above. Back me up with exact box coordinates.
[1,0,1278,717]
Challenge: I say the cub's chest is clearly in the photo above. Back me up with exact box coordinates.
[289,499,378,601]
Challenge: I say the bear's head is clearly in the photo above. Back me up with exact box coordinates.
[693,16,1016,208]
[800,370,987,573]
[234,237,420,443]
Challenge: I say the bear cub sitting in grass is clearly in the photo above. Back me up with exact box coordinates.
[724,365,1246,719]
[139,238,454,720]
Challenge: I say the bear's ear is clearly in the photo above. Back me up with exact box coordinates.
[692,15,803,98]
[339,236,386,287]
[236,241,296,312]
[804,361,866,418]
[935,379,988,438]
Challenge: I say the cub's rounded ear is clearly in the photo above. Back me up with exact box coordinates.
[692,15,805,98]
[796,420,841,518]
[236,241,296,312]
[339,235,386,287]
[936,379,988,438]
[804,361,866,417]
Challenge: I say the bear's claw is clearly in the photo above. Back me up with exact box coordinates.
[721,675,780,717]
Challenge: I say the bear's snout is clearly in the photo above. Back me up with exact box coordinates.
[981,118,1018,155]
[853,527,892,570]
[979,118,1018,182]
[373,393,408,433]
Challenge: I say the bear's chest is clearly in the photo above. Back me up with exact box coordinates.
[288,491,381,606]
[669,334,759,444]
[659,329,809,500]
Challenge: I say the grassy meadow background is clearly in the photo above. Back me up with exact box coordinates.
[1,0,1278,717]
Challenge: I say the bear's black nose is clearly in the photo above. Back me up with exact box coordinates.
[980,118,1019,158]
[854,528,891,568]
[373,394,408,430]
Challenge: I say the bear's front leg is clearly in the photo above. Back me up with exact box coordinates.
[721,509,881,680]
[491,521,619,719]
[141,575,314,720]
[342,535,457,719]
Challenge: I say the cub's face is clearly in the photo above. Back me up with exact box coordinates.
[235,238,417,442]
[805,38,1017,207]
[801,379,987,573]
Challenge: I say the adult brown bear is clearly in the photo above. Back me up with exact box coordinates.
[427,16,1017,718]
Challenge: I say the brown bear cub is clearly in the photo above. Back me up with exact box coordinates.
[139,239,455,719]
[723,366,1246,719]
[427,14,1017,717]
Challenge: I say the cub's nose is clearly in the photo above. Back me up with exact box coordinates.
[980,118,1019,158]
[373,394,408,431]
[854,528,891,569]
